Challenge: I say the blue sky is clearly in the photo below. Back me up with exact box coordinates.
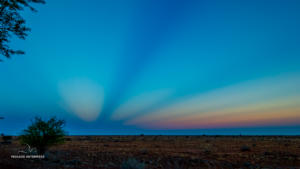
[0,0,300,135]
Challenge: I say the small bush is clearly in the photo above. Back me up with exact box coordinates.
[65,137,72,141]
[19,116,66,154]
[1,133,12,141]
[121,158,145,169]
[140,149,148,155]
[264,151,272,156]
[240,145,251,152]
[204,149,211,154]
[1,133,12,144]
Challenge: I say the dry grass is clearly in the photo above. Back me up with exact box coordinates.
[0,136,299,169]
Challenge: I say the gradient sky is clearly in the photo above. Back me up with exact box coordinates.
[0,0,300,135]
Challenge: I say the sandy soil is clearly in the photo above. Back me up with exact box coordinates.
[0,136,299,169]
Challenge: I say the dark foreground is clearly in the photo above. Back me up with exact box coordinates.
[1,136,300,169]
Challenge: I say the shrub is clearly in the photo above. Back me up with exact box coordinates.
[121,158,145,169]
[240,145,251,152]
[1,133,12,144]
[1,133,12,141]
[65,137,72,141]
[19,116,66,154]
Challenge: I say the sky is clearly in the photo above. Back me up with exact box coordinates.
[0,0,300,135]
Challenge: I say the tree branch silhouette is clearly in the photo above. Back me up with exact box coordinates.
[0,0,45,61]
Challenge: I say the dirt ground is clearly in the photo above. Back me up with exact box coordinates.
[0,136,299,169]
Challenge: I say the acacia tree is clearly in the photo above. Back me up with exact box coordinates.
[0,0,45,61]
[19,116,66,154]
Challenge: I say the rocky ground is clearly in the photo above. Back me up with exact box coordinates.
[0,136,300,169]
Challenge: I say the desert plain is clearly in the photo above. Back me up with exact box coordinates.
[1,135,300,169]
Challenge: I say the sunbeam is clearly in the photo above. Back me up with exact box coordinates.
[101,0,198,119]
[126,73,300,128]
[111,89,172,121]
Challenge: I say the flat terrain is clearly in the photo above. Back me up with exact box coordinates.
[1,136,300,169]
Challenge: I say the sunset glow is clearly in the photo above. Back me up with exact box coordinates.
[0,0,299,135]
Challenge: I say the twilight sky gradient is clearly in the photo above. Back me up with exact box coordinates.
[0,0,300,135]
